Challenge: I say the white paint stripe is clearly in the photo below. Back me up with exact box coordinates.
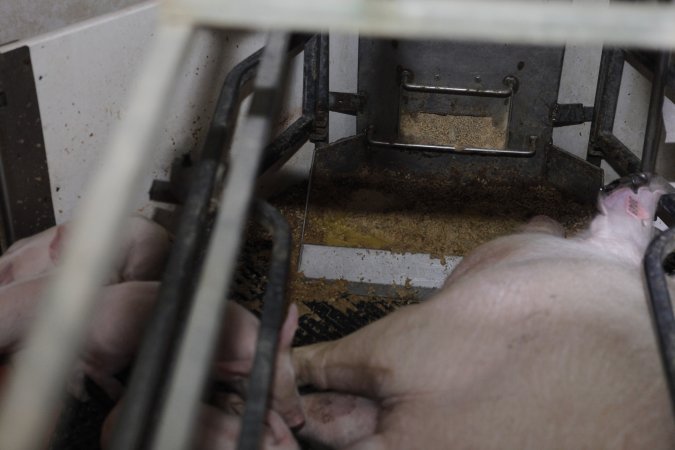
[299,244,462,289]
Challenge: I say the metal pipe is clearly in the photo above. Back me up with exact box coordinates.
[641,50,671,172]
[0,24,194,450]
[596,132,641,177]
[302,35,319,120]
[589,49,624,140]
[150,32,293,450]
[401,70,517,98]
[237,200,291,450]
[366,126,535,156]
[312,33,329,143]
[644,224,675,420]
[165,0,675,50]
[260,115,313,176]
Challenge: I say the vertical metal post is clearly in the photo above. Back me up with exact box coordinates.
[641,50,671,173]
[149,32,293,450]
[587,48,624,166]
[237,200,292,450]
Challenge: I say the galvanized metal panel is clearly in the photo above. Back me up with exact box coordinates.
[0,46,55,245]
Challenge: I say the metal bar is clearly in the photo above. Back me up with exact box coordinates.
[328,92,364,116]
[302,35,319,120]
[641,51,671,173]
[401,70,517,98]
[658,194,675,228]
[311,33,329,143]
[237,200,291,450]
[0,23,193,450]
[588,49,624,165]
[259,115,313,176]
[108,47,262,450]
[165,0,675,49]
[596,132,641,177]
[624,50,675,102]
[150,32,293,450]
[366,126,535,156]
[644,225,675,419]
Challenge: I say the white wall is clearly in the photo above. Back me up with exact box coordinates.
[0,0,145,45]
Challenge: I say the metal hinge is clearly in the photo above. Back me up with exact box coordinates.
[551,103,594,127]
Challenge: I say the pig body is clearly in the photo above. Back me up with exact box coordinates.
[101,302,304,448]
[0,277,159,400]
[0,215,171,286]
[294,177,675,449]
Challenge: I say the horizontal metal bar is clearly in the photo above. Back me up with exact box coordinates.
[165,0,675,49]
[329,92,364,116]
[366,126,535,156]
[402,70,516,98]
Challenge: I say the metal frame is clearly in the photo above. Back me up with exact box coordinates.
[1,1,674,449]
[165,0,675,49]
[587,46,673,178]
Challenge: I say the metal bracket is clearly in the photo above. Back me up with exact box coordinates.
[658,193,675,228]
[329,92,365,116]
[551,103,594,127]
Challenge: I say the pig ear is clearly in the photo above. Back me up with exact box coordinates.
[278,303,299,348]
[48,225,67,262]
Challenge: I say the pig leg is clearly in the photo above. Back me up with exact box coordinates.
[296,392,378,450]
[215,302,304,429]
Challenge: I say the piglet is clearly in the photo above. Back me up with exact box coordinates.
[0,215,171,286]
[293,174,675,449]
[0,277,158,401]
[101,302,304,448]
[100,395,300,450]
